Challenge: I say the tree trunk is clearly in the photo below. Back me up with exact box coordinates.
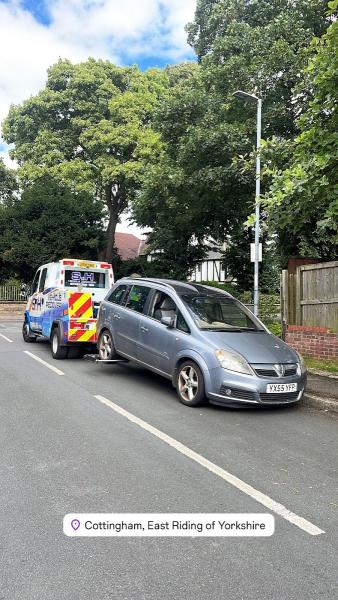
[105,209,118,264]
[104,182,127,265]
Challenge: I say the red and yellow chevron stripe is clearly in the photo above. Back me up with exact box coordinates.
[68,291,93,320]
[68,319,97,343]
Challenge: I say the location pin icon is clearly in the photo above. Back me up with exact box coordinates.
[71,519,80,531]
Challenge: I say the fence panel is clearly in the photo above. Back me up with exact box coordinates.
[0,285,22,302]
[281,261,338,332]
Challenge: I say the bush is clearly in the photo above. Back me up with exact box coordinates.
[1,277,22,287]
[265,322,282,337]
[259,294,280,322]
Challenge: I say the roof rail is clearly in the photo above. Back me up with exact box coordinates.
[123,277,173,287]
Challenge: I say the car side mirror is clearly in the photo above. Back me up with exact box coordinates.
[161,315,176,328]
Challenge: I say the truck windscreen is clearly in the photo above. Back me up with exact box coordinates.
[64,269,107,289]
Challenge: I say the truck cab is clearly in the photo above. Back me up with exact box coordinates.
[23,258,114,358]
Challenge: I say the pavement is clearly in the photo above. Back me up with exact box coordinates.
[0,319,337,600]
[305,372,338,413]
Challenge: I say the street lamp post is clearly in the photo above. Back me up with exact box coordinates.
[232,90,262,317]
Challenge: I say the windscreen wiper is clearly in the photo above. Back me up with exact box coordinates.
[203,327,243,332]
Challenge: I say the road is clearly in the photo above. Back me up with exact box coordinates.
[0,320,337,600]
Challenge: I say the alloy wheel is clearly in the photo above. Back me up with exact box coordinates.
[178,365,199,402]
[99,333,112,360]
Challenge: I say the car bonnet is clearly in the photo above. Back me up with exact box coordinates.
[202,330,298,364]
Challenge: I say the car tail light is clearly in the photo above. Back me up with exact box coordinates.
[100,263,111,269]
[62,260,74,266]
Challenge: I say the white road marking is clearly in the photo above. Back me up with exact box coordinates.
[23,351,64,376]
[0,333,13,343]
[94,394,325,536]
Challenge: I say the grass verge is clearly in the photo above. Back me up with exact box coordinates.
[305,356,338,374]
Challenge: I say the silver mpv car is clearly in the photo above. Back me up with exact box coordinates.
[97,278,307,407]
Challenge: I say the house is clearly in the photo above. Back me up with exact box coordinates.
[114,232,146,261]
[145,238,229,283]
[189,249,227,283]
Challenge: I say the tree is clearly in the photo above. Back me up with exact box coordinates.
[134,1,331,281]
[2,59,166,264]
[262,0,338,259]
[0,176,104,281]
[0,158,18,205]
[186,0,330,137]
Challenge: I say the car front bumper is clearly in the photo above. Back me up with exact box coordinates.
[205,367,307,407]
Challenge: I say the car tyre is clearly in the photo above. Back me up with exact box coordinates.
[176,360,205,407]
[22,321,37,343]
[51,327,68,359]
[98,330,118,361]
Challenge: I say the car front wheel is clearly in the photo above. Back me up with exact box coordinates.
[176,360,205,407]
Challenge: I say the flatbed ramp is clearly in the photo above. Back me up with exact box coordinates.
[83,354,128,364]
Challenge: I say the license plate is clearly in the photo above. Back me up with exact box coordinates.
[266,383,298,393]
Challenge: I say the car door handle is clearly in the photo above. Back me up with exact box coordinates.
[140,326,148,332]
[113,314,121,319]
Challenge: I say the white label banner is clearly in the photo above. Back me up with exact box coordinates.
[64,513,274,537]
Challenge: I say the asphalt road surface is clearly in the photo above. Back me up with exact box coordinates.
[0,320,337,600]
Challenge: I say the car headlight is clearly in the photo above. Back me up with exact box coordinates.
[215,349,253,375]
[296,352,306,374]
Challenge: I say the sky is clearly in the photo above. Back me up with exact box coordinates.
[0,0,196,233]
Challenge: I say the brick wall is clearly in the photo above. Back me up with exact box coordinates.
[286,326,338,359]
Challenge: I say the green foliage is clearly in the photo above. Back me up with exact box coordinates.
[304,356,338,374]
[3,59,167,264]
[0,176,104,281]
[258,294,280,322]
[0,159,18,205]
[1,277,21,287]
[135,1,331,283]
[265,322,282,337]
[262,1,338,259]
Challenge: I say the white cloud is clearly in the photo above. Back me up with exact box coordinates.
[0,0,196,144]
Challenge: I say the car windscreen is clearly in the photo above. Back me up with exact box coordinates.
[64,269,107,289]
[181,294,264,331]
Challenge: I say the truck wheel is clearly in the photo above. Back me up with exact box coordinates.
[22,321,37,343]
[175,360,205,407]
[51,327,68,360]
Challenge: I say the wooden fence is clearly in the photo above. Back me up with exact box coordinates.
[281,261,338,333]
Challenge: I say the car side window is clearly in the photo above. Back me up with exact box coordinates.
[176,311,190,334]
[150,291,177,322]
[38,268,48,292]
[125,285,151,314]
[31,271,40,294]
[107,284,130,305]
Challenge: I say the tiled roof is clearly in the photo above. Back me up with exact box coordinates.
[114,232,146,261]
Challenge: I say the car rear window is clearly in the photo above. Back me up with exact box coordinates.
[125,285,151,313]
